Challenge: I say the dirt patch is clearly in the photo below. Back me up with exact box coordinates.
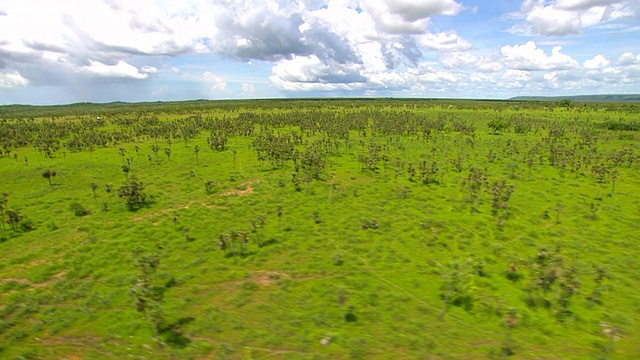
[34,271,66,287]
[0,277,30,284]
[0,271,65,288]
[251,271,289,286]
[221,186,254,196]
[220,180,261,197]
[133,200,229,222]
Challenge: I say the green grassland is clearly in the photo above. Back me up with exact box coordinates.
[0,99,639,359]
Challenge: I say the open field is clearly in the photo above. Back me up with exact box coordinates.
[1,99,639,359]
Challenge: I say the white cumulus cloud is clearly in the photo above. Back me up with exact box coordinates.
[513,0,639,36]
[0,70,29,88]
[583,54,610,69]
[81,60,149,79]
[417,30,472,52]
[501,41,579,70]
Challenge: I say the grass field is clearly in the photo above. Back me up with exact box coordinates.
[1,99,639,359]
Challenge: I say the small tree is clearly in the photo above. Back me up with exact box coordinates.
[0,193,8,233]
[151,145,160,160]
[118,148,127,164]
[502,309,519,359]
[122,165,131,179]
[42,169,56,186]
[438,260,475,320]
[118,175,148,211]
[105,184,113,202]
[462,167,487,213]
[491,179,515,225]
[589,265,609,307]
[131,248,165,344]
[194,145,200,167]
[6,209,22,231]
[591,163,609,200]
[90,183,98,202]
[488,119,509,135]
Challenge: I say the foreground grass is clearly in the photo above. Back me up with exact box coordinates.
[0,99,639,359]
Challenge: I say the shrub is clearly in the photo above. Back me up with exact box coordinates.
[69,202,90,217]
[118,175,148,211]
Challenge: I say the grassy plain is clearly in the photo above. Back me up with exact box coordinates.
[0,99,639,359]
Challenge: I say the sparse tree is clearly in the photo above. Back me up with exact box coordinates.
[105,184,113,202]
[0,193,8,233]
[6,209,22,231]
[118,175,148,211]
[90,182,98,202]
[194,145,200,167]
[118,148,127,164]
[151,145,160,160]
[42,169,56,186]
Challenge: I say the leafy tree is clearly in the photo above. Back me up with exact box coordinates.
[90,183,98,202]
[105,184,113,202]
[589,265,609,307]
[204,180,215,193]
[118,148,127,164]
[150,144,160,160]
[502,309,519,359]
[0,193,8,233]
[6,209,22,231]
[131,247,166,344]
[438,260,475,320]
[462,166,487,213]
[42,169,56,186]
[491,179,515,225]
[194,145,200,167]
[591,163,610,200]
[122,164,131,179]
[488,119,509,135]
[250,215,266,247]
[70,202,90,217]
[118,175,148,211]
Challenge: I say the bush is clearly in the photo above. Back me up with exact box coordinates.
[19,219,35,232]
[118,175,148,211]
[69,202,90,217]
[361,219,378,229]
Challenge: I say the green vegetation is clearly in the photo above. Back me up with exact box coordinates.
[510,94,640,102]
[0,99,639,359]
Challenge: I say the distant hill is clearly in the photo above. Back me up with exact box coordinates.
[510,94,640,102]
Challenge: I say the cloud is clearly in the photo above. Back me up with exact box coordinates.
[362,0,464,34]
[618,52,640,65]
[80,60,149,79]
[203,71,227,92]
[0,0,638,103]
[270,55,367,91]
[417,30,472,52]
[555,0,622,10]
[241,82,256,96]
[501,41,579,70]
[512,0,639,36]
[526,5,582,35]
[583,54,610,69]
[440,52,504,72]
[0,70,29,88]
[141,66,158,74]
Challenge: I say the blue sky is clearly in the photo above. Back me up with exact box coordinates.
[0,0,639,105]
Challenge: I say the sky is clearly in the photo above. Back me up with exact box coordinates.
[0,0,639,105]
